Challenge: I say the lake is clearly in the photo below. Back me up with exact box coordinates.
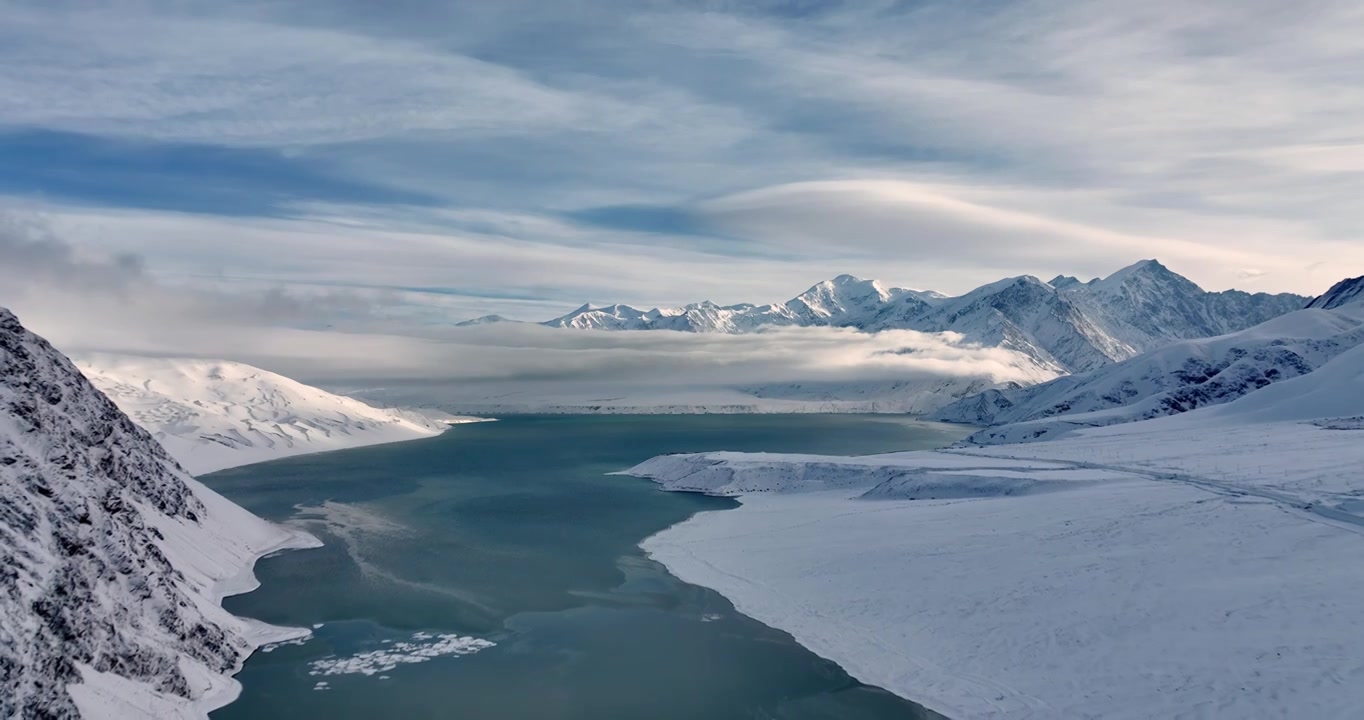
[205,414,970,719]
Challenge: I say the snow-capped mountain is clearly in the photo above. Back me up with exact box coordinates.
[542,261,1307,373]
[454,314,520,327]
[74,355,474,475]
[939,278,1364,444]
[0,308,319,719]
[543,275,948,334]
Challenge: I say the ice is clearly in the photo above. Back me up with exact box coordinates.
[308,633,495,678]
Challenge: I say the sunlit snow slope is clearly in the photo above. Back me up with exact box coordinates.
[74,356,477,475]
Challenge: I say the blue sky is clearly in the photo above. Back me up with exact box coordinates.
[2,0,1363,352]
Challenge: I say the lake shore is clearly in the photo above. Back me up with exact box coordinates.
[630,418,1364,719]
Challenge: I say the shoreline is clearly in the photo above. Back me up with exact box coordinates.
[196,528,325,717]
[186,420,487,718]
[638,495,957,718]
[179,416,496,477]
[626,420,1364,719]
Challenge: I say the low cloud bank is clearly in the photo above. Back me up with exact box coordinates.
[0,215,1051,392]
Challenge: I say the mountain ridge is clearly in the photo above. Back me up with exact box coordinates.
[537,260,1309,373]
[0,307,319,718]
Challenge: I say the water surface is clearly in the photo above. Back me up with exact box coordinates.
[206,415,969,719]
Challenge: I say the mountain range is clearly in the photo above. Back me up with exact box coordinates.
[528,260,1307,374]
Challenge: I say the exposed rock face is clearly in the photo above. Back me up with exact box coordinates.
[0,308,290,719]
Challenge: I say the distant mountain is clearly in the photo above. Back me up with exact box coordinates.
[543,274,948,334]
[0,308,318,718]
[455,314,521,327]
[75,355,466,475]
[544,261,1308,373]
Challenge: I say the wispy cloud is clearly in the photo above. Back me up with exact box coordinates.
[1,0,1362,338]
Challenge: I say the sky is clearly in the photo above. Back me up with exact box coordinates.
[2,0,1364,382]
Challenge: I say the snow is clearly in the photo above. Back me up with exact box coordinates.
[306,632,494,677]
[64,465,326,720]
[937,304,1364,441]
[74,354,489,474]
[1306,275,1364,310]
[542,262,1306,376]
[0,307,327,720]
[627,338,1364,719]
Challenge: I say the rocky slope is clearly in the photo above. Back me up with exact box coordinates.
[0,308,317,719]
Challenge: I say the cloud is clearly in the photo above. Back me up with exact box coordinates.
[3,0,1364,325]
[692,179,1364,292]
[377,322,1053,386]
[0,211,1052,397]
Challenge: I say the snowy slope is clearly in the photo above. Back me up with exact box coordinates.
[544,261,1306,374]
[0,307,320,720]
[1306,275,1364,310]
[73,356,479,475]
[939,305,1364,442]
[626,356,1364,719]
[1193,337,1364,425]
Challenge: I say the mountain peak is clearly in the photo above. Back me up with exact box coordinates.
[455,314,515,326]
[1106,259,1165,280]
[1091,259,1201,295]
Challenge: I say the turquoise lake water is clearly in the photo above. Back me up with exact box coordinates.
[204,414,970,719]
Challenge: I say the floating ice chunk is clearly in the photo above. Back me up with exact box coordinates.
[308,633,495,678]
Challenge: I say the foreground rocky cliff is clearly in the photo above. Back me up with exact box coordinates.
[0,308,317,719]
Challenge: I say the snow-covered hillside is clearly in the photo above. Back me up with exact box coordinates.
[939,307,1364,442]
[74,356,482,475]
[937,275,1364,444]
[626,337,1364,719]
[1307,275,1364,310]
[541,261,1306,373]
[0,308,320,719]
